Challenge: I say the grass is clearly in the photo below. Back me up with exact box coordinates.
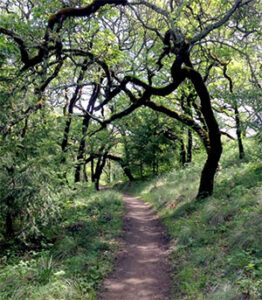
[120,138,262,299]
[0,189,124,300]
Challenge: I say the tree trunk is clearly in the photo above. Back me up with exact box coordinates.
[74,163,81,183]
[197,148,222,198]
[94,154,107,190]
[75,116,90,182]
[83,161,88,182]
[186,129,192,163]
[180,139,186,166]
[95,177,99,191]
[94,157,102,190]
[5,211,14,237]
[91,157,95,182]
[123,166,135,181]
[187,68,222,198]
[234,102,245,159]
[61,118,72,163]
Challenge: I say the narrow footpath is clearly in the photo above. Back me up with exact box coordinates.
[98,193,170,300]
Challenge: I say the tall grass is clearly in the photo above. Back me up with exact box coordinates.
[0,189,124,300]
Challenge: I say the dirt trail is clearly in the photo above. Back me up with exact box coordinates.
[98,193,170,300]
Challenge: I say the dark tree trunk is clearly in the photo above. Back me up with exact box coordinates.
[180,139,186,166]
[94,154,107,190]
[123,166,135,181]
[234,102,245,159]
[74,165,81,183]
[187,68,222,198]
[181,93,193,163]
[5,210,14,237]
[83,161,88,182]
[144,69,220,197]
[61,118,72,163]
[95,178,99,191]
[197,148,222,198]
[94,157,102,190]
[74,148,83,182]
[75,116,90,182]
[186,129,192,163]
[91,157,95,182]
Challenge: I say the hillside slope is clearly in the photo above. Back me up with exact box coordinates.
[121,139,262,299]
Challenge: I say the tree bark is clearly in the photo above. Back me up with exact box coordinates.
[186,129,192,163]
[234,101,245,159]
[61,118,72,163]
[186,68,222,198]
[75,116,89,182]
[94,154,108,190]
[91,157,95,182]
[83,161,88,182]
[123,166,135,181]
[180,139,186,166]
[6,212,14,237]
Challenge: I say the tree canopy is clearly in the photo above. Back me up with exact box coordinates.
[0,0,261,239]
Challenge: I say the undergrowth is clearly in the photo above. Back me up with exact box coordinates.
[121,138,262,300]
[0,189,124,300]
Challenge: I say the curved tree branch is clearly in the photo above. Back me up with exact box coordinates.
[0,0,127,71]
[191,0,254,44]
[144,100,210,151]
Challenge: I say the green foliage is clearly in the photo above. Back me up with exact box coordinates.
[0,189,124,300]
[116,108,184,179]
[0,0,261,298]
[0,111,67,242]
[125,138,262,299]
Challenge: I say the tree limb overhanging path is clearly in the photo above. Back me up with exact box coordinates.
[98,193,170,300]
[0,0,256,198]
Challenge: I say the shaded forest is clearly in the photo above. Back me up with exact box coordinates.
[0,0,261,299]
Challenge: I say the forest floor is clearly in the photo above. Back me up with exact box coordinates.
[98,193,171,300]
